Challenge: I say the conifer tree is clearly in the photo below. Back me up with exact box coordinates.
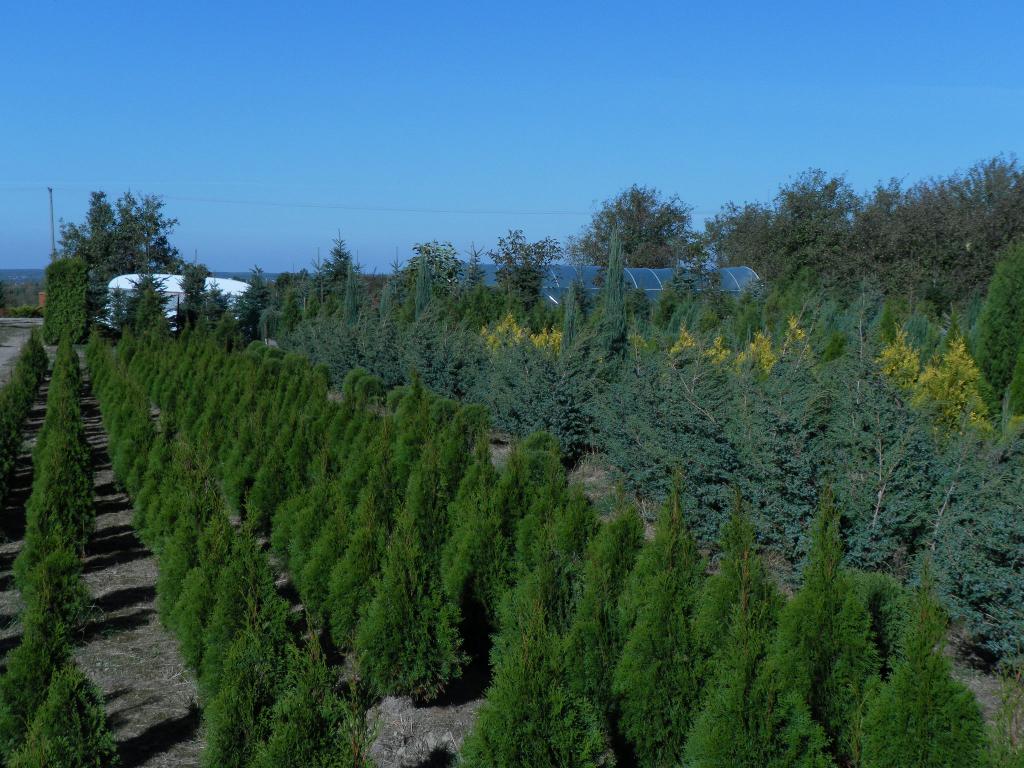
[0,610,70,756]
[768,487,879,764]
[20,545,90,631]
[355,445,465,699]
[976,241,1024,404]
[562,508,643,719]
[600,234,627,356]
[1007,348,1024,418]
[280,288,301,333]
[461,565,608,768]
[685,495,831,768]
[415,254,432,320]
[250,642,372,768]
[612,483,706,768]
[327,424,398,648]
[9,665,118,768]
[203,626,289,768]
[860,564,986,768]
[200,533,285,699]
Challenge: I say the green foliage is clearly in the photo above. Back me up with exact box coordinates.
[685,531,830,768]
[767,488,879,764]
[0,331,47,510]
[251,643,372,768]
[9,665,119,768]
[976,241,1024,405]
[0,610,70,757]
[562,508,643,718]
[461,567,609,768]
[861,565,986,768]
[600,234,627,355]
[356,445,465,700]
[202,628,288,768]
[612,483,706,767]
[43,257,88,343]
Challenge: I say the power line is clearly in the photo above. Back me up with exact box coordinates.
[155,193,593,216]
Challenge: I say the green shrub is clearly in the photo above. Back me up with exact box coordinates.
[43,257,88,344]
[355,445,465,700]
[767,488,879,763]
[861,565,986,768]
[250,643,372,768]
[976,241,1024,406]
[461,567,609,768]
[203,628,288,768]
[0,610,70,756]
[562,508,643,718]
[9,665,119,768]
[612,484,706,767]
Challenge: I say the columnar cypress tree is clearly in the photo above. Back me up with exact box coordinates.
[562,508,644,719]
[250,642,372,768]
[601,234,627,356]
[860,564,986,768]
[685,496,831,768]
[975,241,1024,405]
[612,483,706,768]
[327,423,398,649]
[355,444,465,700]
[0,611,70,756]
[202,624,289,768]
[9,665,119,768]
[415,254,433,320]
[461,566,608,768]
[768,487,879,764]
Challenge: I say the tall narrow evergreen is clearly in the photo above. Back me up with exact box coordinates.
[562,508,644,719]
[612,483,706,768]
[975,241,1024,405]
[768,487,879,764]
[601,234,627,355]
[414,254,433,320]
[860,564,986,768]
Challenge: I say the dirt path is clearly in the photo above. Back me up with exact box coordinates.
[74,371,203,768]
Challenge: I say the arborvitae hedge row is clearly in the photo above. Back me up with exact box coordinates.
[86,332,371,768]
[0,330,46,509]
[42,257,88,344]
[0,337,116,764]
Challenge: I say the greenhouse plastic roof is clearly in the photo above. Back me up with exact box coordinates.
[471,264,759,305]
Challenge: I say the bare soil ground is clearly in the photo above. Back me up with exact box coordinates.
[73,371,203,768]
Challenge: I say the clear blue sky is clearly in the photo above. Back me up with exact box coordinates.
[2,1,1022,273]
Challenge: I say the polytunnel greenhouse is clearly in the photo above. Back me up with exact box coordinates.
[471,263,759,305]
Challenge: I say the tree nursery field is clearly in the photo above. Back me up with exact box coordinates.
[3,161,1024,767]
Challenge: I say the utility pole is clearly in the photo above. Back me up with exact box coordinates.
[47,187,56,260]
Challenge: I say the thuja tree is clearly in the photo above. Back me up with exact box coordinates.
[767,488,880,764]
[460,565,608,768]
[562,508,644,720]
[9,665,118,768]
[612,483,706,768]
[861,564,986,768]
[203,625,289,768]
[42,257,88,343]
[250,642,372,768]
[975,241,1024,408]
[355,444,465,700]
[0,610,70,757]
[685,498,831,768]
